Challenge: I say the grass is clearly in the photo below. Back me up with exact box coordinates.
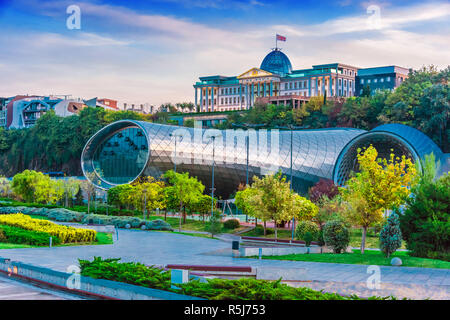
[145,214,246,234]
[258,249,450,269]
[0,232,113,249]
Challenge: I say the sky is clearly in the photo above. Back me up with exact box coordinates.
[0,0,449,107]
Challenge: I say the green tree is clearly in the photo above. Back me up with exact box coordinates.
[132,177,166,219]
[11,170,46,202]
[379,209,402,258]
[400,155,449,259]
[81,172,98,214]
[250,172,317,239]
[164,170,205,231]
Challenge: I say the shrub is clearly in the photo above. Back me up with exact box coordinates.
[379,210,402,258]
[295,221,320,243]
[79,257,171,291]
[81,214,172,231]
[308,179,339,203]
[223,219,240,229]
[0,214,96,243]
[0,224,61,246]
[252,224,274,236]
[208,211,223,236]
[400,172,449,260]
[323,220,350,253]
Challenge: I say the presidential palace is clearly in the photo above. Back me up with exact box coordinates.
[193,46,410,112]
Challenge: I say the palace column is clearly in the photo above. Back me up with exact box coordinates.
[269,81,273,96]
[308,78,311,97]
[250,83,254,108]
[240,85,243,109]
[199,87,203,112]
[315,78,318,96]
[322,76,325,96]
[263,82,267,97]
[335,76,339,97]
[194,87,198,110]
[211,87,215,112]
[329,76,332,96]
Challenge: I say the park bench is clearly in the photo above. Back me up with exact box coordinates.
[240,236,319,247]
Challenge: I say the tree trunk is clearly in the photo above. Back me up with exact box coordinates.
[183,206,186,224]
[263,221,267,236]
[361,226,367,254]
[274,220,277,240]
[179,201,183,232]
[164,209,167,221]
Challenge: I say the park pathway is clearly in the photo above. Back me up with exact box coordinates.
[0,229,448,299]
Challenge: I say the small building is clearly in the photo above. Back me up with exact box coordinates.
[355,66,411,96]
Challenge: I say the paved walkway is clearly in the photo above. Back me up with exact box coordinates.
[0,229,448,299]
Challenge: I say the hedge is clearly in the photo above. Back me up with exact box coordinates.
[0,224,61,246]
[79,257,397,300]
[0,214,96,243]
[0,206,172,231]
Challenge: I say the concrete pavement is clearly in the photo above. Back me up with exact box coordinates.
[0,229,448,299]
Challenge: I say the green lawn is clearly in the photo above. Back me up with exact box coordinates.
[146,215,247,234]
[258,249,450,269]
[0,232,113,249]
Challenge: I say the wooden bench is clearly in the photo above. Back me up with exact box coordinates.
[240,236,319,246]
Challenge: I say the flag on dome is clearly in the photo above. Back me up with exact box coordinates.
[276,34,286,41]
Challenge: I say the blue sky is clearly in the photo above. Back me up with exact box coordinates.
[0,0,449,106]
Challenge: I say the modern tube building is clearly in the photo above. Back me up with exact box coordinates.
[81,120,447,198]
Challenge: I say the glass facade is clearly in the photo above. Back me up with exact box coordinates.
[333,123,445,186]
[82,120,363,196]
[82,121,445,197]
[92,127,148,185]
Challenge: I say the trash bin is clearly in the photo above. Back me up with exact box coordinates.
[232,240,240,250]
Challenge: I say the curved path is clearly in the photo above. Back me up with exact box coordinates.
[0,229,448,299]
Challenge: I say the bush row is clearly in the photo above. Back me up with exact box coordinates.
[81,214,172,230]
[0,214,96,243]
[0,224,61,246]
[79,257,396,300]
[0,206,172,231]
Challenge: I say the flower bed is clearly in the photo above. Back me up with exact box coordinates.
[0,206,173,231]
[0,214,96,243]
[0,224,61,246]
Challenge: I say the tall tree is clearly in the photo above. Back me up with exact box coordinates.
[341,145,417,253]
[164,170,205,231]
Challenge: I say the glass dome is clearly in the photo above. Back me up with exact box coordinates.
[260,49,293,77]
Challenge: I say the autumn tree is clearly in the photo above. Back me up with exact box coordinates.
[341,145,417,253]
[133,177,166,219]
[245,172,318,239]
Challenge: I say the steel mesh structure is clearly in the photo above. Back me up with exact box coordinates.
[82,121,446,197]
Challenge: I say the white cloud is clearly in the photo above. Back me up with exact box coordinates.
[1,0,449,105]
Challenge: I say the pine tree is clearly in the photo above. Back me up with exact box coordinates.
[379,210,402,258]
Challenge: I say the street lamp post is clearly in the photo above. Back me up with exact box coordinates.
[231,123,265,223]
[275,124,309,240]
[169,132,183,173]
[208,134,222,216]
